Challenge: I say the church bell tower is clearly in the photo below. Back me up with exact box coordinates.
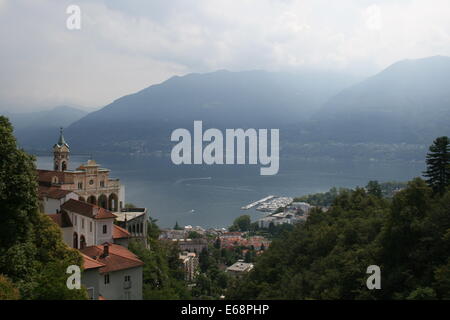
[53,127,70,171]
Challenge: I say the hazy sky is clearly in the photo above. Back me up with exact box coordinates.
[1,0,450,112]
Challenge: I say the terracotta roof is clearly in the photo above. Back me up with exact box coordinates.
[80,243,144,273]
[81,253,105,270]
[38,185,73,200]
[48,211,73,228]
[37,169,74,185]
[61,199,116,220]
[113,224,130,239]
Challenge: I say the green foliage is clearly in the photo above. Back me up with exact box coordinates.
[230,215,251,232]
[147,218,161,240]
[294,187,348,207]
[227,179,450,300]
[0,116,87,300]
[128,239,191,300]
[423,136,450,194]
[188,231,202,239]
[0,275,20,300]
[366,180,382,198]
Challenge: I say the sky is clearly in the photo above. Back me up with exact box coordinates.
[1,0,450,112]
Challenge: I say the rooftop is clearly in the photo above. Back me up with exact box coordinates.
[113,224,130,239]
[226,261,254,273]
[61,199,117,220]
[80,243,144,273]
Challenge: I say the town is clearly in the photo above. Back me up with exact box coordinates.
[36,129,313,300]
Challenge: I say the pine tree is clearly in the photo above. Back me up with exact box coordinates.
[423,136,450,194]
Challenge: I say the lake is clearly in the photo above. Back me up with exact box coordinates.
[36,154,425,229]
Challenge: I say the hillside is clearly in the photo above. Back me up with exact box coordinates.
[4,106,88,150]
[65,70,357,153]
[310,56,450,144]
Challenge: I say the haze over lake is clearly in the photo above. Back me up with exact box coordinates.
[36,155,425,229]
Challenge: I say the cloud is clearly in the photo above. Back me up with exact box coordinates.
[1,0,450,111]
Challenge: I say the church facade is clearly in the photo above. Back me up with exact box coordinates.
[38,129,125,212]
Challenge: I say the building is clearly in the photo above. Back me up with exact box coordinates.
[115,207,149,246]
[48,199,144,300]
[171,238,208,253]
[80,243,144,300]
[61,198,117,249]
[38,130,149,299]
[38,186,78,214]
[37,128,125,212]
[226,260,254,277]
[179,252,198,282]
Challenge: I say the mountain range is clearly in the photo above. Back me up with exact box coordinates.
[4,56,450,160]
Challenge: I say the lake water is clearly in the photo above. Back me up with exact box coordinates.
[36,155,425,229]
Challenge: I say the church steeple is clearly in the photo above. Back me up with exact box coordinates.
[53,127,70,171]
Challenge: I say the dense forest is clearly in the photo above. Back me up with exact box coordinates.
[227,137,450,299]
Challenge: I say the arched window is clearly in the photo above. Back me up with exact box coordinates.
[73,232,78,249]
[87,195,96,205]
[61,161,67,171]
[80,235,86,249]
[108,194,118,212]
[98,194,107,209]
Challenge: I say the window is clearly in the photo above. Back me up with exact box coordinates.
[78,182,83,189]
[104,274,110,285]
[89,179,94,185]
[89,222,92,233]
[124,275,130,282]
[82,218,84,229]
[87,287,95,300]
[100,181,105,187]
[74,216,77,226]
[103,225,107,234]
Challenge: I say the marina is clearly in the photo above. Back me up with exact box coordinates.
[241,195,293,213]
[241,195,275,210]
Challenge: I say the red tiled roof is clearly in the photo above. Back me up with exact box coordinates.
[38,185,73,200]
[61,199,116,220]
[48,211,73,228]
[81,253,105,270]
[113,224,130,239]
[80,243,144,273]
[37,169,74,185]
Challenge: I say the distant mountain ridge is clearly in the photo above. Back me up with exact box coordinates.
[310,56,450,144]
[7,56,450,160]
[65,69,358,153]
[4,106,88,150]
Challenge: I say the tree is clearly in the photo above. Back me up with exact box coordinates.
[231,215,251,232]
[423,136,450,194]
[174,221,183,230]
[366,180,382,198]
[0,116,87,299]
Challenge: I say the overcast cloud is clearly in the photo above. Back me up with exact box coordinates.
[1,0,450,111]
